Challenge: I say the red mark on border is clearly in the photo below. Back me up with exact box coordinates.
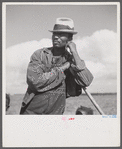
[68,118,75,120]
[62,117,75,121]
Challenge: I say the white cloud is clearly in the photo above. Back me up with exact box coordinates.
[6,39,52,94]
[74,29,117,93]
[6,39,52,68]
[75,29,117,64]
[85,61,106,78]
[5,30,118,94]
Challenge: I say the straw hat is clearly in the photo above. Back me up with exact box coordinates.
[49,17,77,34]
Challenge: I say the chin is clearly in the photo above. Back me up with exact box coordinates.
[53,45,60,48]
[53,45,64,48]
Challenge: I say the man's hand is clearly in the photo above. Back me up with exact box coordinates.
[66,41,77,54]
[66,41,84,69]
[58,62,70,71]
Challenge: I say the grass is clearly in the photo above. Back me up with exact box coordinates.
[64,94,117,115]
[6,93,117,115]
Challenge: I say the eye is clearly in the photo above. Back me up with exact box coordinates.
[53,33,60,36]
[60,33,66,36]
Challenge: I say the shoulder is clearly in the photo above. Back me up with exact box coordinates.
[31,47,52,59]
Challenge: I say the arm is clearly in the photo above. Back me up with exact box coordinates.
[27,51,70,92]
[66,42,94,87]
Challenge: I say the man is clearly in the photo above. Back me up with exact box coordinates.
[20,17,93,115]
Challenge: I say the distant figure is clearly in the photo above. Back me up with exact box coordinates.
[20,17,93,115]
[76,106,93,115]
[6,94,10,111]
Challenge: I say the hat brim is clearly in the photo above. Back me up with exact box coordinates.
[49,30,77,35]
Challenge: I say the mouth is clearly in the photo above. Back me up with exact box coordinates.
[53,40,60,44]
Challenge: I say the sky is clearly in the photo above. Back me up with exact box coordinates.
[4,3,119,94]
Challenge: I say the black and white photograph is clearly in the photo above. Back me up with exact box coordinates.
[2,2,120,147]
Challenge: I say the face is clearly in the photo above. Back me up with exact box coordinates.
[52,32,70,48]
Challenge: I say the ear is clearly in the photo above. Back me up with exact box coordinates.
[69,37,72,41]
[68,34,73,41]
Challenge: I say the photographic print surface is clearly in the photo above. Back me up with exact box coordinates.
[2,2,120,147]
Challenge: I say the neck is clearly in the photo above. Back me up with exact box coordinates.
[52,47,66,56]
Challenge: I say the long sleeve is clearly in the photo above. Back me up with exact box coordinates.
[64,49,94,87]
[27,51,66,92]
[70,64,93,87]
[69,60,93,87]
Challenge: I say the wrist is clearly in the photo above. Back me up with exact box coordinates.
[71,49,78,55]
[59,62,70,71]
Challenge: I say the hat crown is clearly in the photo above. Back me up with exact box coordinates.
[56,18,74,29]
[49,17,77,34]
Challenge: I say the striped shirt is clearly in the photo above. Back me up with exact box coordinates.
[20,47,93,115]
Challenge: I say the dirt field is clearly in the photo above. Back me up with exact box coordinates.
[5,93,117,115]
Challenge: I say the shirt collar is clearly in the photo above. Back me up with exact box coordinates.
[43,47,53,54]
[43,46,70,58]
